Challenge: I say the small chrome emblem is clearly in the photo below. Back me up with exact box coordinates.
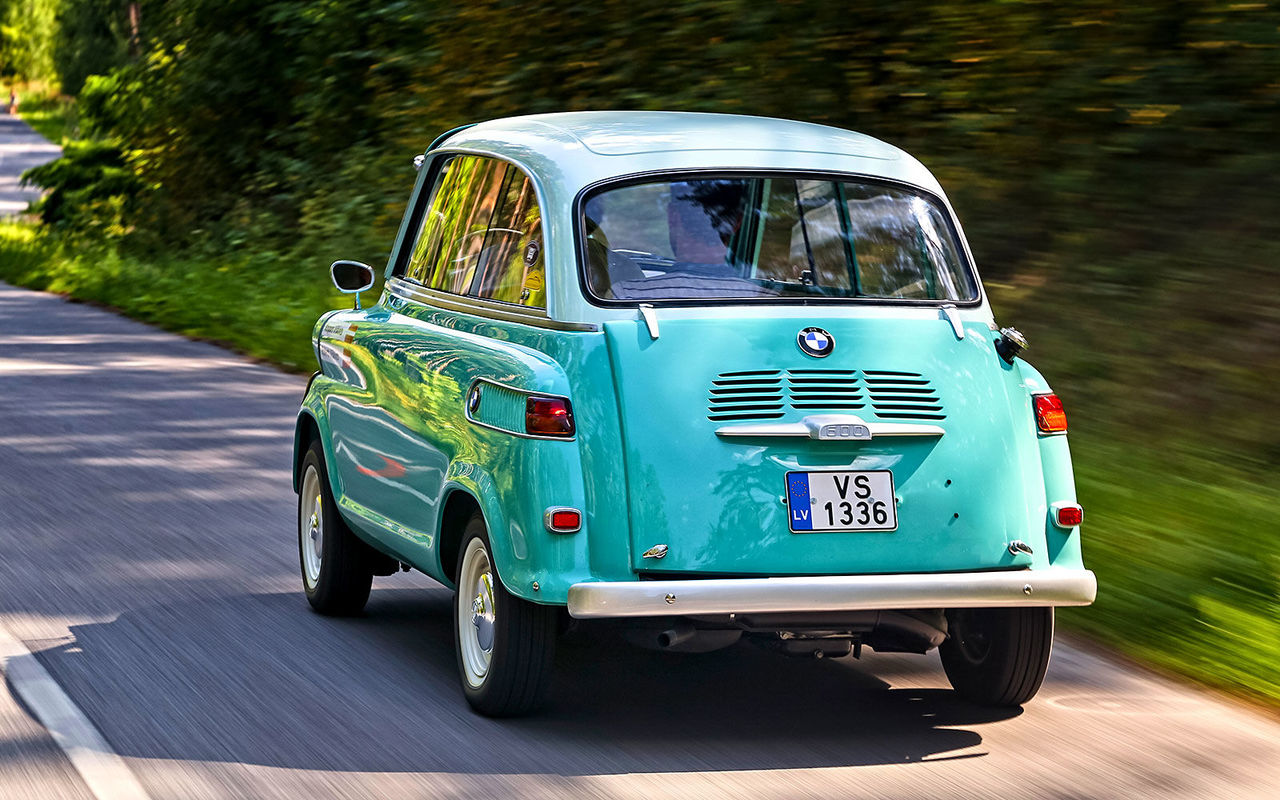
[797,327,835,358]
[817,423,871,441]
[642,544,669,559]
[523,240,541,266]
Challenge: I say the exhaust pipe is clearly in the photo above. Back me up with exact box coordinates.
[657,623,696,649]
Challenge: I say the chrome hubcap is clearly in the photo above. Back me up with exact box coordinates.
[457,537,496,688]
[299,466,324,589]
[472,575,496,652]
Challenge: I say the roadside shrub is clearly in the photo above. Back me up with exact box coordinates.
[22,138,143,234]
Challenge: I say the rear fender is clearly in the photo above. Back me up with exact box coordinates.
[1014,359,1084,568]
[440,453,590,606]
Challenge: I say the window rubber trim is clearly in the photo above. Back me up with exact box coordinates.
[386,277,597,332]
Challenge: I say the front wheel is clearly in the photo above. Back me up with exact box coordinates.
[939,607,1054,707]
[453,513,556,717]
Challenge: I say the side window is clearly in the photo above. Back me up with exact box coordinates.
[402,157,458,285]
[402,155,505,293]
[470,168,546,307]
[400,155,546,309]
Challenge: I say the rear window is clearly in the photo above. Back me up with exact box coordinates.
[580,175,978,304]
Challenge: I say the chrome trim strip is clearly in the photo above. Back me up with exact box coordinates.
[862,422,946,437]
[940,303,965,339]
[638,303,660,339]
[567,568,1097,619]
[387,278,599,332]
[463,378,577,442]
[715,414,945,440]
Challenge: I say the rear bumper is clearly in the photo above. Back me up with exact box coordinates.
[566,568,1097,619]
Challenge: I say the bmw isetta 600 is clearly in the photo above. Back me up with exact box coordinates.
[293,111,1096,717]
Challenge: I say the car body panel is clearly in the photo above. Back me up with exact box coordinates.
[602,312,1054,577]
[294,110,1090,611]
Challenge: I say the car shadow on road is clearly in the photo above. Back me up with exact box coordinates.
[28,588,1018,775]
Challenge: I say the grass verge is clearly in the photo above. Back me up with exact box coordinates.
[0,222,351,371]
[14,84,77,144]
[1060,435,1280,706]
[1,220,1276,708]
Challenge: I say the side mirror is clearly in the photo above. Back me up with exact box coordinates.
[330,260,376,309]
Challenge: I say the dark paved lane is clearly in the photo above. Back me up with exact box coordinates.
[1,280,1278,799]
[0,114,60,217]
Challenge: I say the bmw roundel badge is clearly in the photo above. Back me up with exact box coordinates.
[797,327,835,358]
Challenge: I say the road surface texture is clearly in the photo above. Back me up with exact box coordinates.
[1,116,1279,799]
[0,114,61,216]
[2,286,1280,799]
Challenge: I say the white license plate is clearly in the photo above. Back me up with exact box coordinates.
[785,470,897,532]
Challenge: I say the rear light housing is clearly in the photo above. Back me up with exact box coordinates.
[526,395,575,437]
[1051,503,1084,528]
[1033,393,1068,434]
[544,507,582,533]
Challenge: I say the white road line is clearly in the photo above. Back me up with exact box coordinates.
[0,623,151,800]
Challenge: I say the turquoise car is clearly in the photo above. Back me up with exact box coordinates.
[293,111,1096,717]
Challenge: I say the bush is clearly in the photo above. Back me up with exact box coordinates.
[22,138,143,233]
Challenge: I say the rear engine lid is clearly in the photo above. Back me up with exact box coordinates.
[603,313,1041,577]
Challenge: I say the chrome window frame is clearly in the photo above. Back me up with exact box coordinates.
[387,147,598,332]
[392,149,551,311]
[385,278,597,332]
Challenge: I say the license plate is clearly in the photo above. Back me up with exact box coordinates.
[785,470,897,532]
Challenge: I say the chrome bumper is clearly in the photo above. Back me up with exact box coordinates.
[566,568,1097,619]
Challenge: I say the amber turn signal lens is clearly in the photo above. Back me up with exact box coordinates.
[1033,393,1068,434]
[1056,505,1084,527]
[526,396,575,437]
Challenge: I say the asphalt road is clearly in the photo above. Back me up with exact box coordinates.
[3,287,1280,800]
[0,114,60,216]
[1,117,1279,799]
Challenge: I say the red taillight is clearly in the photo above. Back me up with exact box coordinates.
[1033,393,1068,434]
[1054,504,1084,527]
[526,396,574,437]
[544,507,582,533]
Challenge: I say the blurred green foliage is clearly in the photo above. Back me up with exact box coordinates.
[0,0,58,81]
[24,139,140,231]
[3,0,1278,703]
[11,87,76,141]
[1061,438,1280,704]
[0,221,349,369]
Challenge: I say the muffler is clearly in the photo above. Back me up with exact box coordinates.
[657,623,696,649]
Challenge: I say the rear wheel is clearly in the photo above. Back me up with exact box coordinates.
[297,441,374,615]
[940,607,1053,706]
[453,512,556,717]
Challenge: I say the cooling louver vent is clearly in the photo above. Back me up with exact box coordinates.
[864,370,946,420]
[706,371,785,421]
[708,369,945,422]
[786,370,864,411]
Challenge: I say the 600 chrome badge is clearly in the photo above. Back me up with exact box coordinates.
[797,327,835,357]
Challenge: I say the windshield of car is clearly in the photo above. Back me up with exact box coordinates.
[581,175,978,304]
